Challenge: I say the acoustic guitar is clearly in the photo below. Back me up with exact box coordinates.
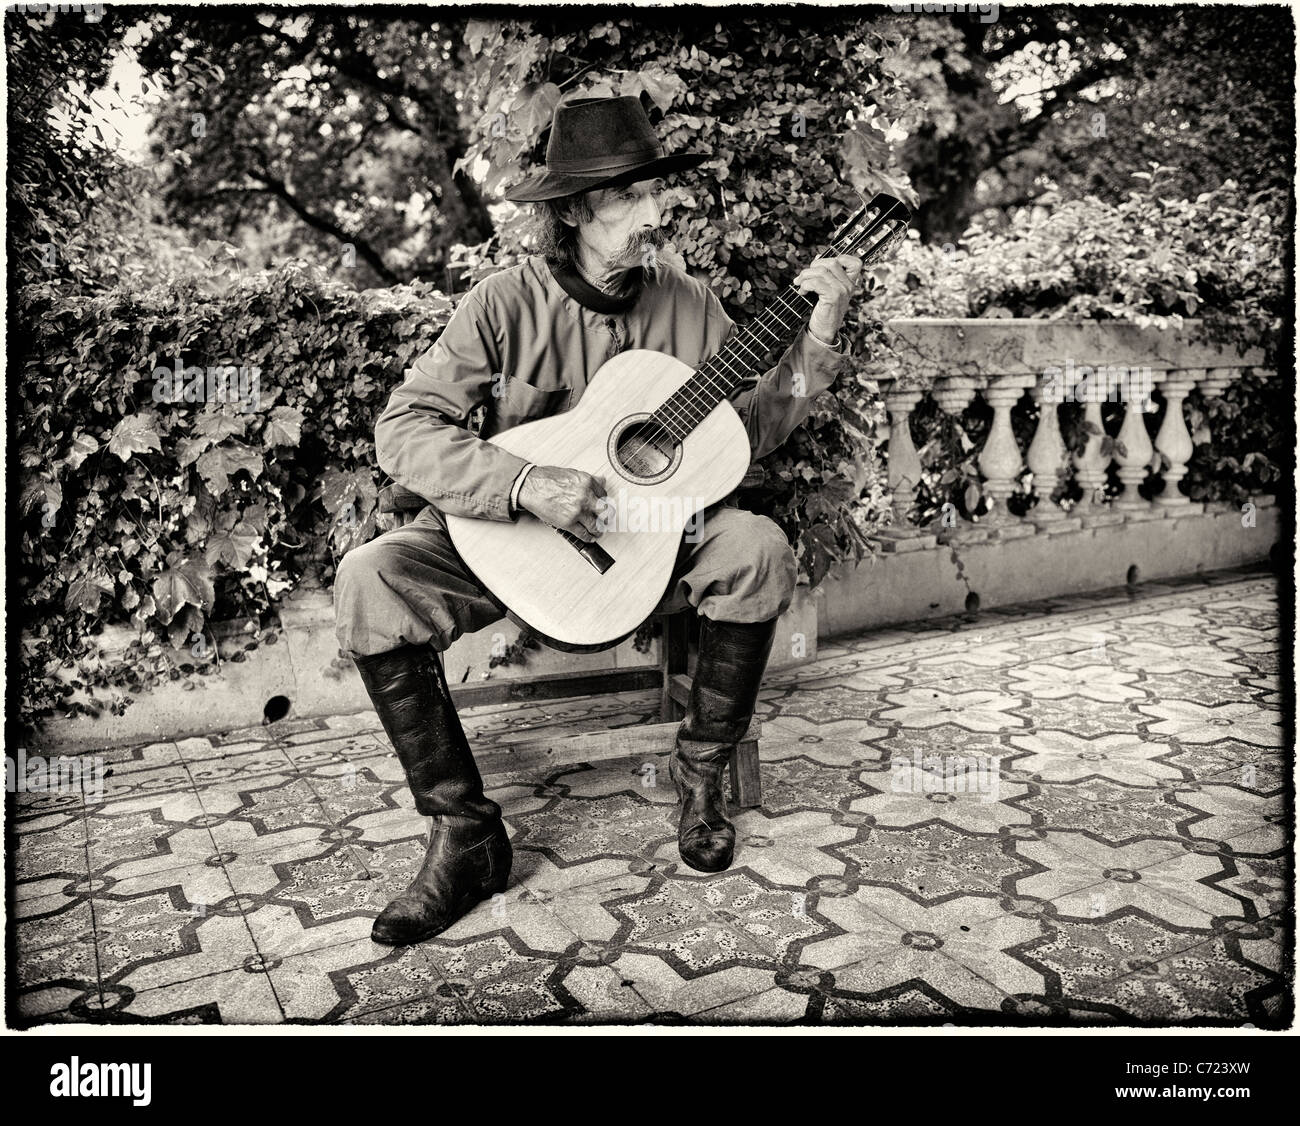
[446,193,913,650]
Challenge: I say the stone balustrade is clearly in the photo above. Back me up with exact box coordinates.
[863,319,1277,552]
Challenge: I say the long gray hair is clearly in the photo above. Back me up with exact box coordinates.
[529,192,594,268]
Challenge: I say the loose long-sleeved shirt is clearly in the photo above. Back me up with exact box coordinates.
[376,254,849,522]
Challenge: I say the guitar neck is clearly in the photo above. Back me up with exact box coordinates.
[653,285,816,440]
[650,194,911,443]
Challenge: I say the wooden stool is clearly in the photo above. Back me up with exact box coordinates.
[373,482,763,807]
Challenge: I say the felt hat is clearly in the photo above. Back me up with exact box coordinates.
[503,94,710,203]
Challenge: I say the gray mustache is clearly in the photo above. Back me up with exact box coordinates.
[624,228,667,256]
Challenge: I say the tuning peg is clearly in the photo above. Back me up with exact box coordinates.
[830,194,880,243]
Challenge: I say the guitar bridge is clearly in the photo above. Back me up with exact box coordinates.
[553,527,615,574]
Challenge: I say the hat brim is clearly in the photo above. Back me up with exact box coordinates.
[503,151,711,203]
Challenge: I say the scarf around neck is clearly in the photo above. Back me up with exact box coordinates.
[547,259,644,314]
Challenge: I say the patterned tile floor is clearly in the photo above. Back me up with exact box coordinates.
[10,565,1291,1026]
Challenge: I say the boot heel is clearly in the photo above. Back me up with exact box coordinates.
[483,827,512,896]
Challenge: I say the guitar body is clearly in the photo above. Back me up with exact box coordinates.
[445,349,752,650]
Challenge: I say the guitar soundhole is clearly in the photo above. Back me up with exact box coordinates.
[608,414,682,485]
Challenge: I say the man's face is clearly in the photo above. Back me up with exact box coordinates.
[571,177,669,268]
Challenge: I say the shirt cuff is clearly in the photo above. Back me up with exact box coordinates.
[806,325,846,352]
[508,463,535,519]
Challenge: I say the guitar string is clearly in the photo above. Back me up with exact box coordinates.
[624,248,851,452]
[639,239,892,450]
[611,213,903,474]
[678,218,906,417]
[616,289,811,467]
[622,222,866,449]
[617,282,815,456]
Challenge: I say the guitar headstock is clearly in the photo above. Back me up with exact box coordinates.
[822,192,913,266]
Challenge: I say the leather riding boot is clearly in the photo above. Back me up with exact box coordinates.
[670,616,778,872]
[352,644,512,945]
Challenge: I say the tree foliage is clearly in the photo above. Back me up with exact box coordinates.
[5,8,127,288]
[134,8,492,287]
[867,172,1288,336]
[897,4,1294,239]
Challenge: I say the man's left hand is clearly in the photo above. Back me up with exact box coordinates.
[793,254,864,345]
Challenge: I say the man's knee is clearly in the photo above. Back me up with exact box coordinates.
[704,511,797,613]
[333,537,396,651]
[747,516,798,602]
[333,537,384,618]
[333,527,502,656]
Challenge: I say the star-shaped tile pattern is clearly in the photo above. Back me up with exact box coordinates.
[12,567,1287,1026]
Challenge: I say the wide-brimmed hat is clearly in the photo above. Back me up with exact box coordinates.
[503,94,711,203]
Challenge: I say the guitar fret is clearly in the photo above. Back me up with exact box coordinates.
[730,333,766,365]
[656,400,690,430]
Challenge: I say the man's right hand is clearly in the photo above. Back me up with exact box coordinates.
[518,465,608,542]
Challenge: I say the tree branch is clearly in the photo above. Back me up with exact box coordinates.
[247,172,400,284]
[989,58,1126,162]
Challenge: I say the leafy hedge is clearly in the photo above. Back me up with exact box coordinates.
[13,262,454,727]
[865,175,1287,349]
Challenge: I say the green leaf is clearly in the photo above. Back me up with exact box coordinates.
[465,19,496,55]
[263,405,304,448]
[319,466,377,518]
[20,473,61,518]
[177,434,212,468]
[196,442,264,493]
[63,432,99,471]
[205,520,260,568]
[107,412,162,462]
[628,68,685,113]
[151,560,215,625]
[513,81,562,139]
[194,408,248,443]
[65,568,114,616]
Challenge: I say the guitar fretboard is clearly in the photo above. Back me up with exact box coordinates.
[653,286,816,441]
[648,198,909,443]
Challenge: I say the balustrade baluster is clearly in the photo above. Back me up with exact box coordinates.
[874,386,937,552]
[1153,368,1202,514]
[930,376,985,543]
[1072,396,1124,527]
[1026,379,1082,533]
[975,376,1037,539]
[1113,379,1158,516]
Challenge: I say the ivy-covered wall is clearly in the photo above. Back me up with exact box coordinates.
[13,264,454,725]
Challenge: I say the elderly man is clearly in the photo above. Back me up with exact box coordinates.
[335,95,863,946]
